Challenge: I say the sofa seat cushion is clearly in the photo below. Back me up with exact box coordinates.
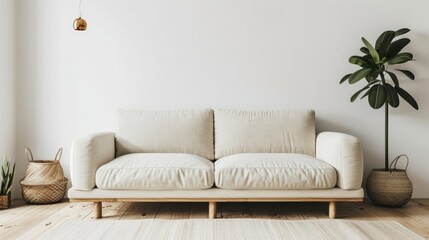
[214,153,337,190]
[95,153,214,190]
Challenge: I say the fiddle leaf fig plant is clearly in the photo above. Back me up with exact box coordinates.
[340,28,418,171]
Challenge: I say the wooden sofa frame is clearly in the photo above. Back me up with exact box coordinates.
[69,197,364,219]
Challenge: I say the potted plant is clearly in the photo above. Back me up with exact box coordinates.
[0,154,15,209]
[340,28,418,207]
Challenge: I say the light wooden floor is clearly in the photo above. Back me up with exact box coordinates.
[1,199,428,239]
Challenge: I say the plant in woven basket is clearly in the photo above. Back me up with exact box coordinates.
[0,154,15,209]
[1,154,15,195]
[340,28,418,207]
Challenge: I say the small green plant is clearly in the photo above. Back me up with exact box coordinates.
[1,154,15,195]
[340,28,418,171]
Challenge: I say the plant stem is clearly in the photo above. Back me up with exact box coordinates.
[385,102,389,171]
[380,71,389,171]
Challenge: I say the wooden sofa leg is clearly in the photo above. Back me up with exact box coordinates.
[94,202,102,219]
[208,202,217,219]
[329,201,336,219]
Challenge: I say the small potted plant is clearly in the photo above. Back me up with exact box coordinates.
[1,154,15,209]
[340,28,418,207]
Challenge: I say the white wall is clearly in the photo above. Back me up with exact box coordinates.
[0,0,15,193]
[14,0,429,197]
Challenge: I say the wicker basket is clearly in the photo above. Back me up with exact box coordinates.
[21,179,68,204]
[366,155,412,207]
[0,194,11,209]
[20,148,68,204]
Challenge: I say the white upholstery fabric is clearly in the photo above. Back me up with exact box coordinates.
[115,109,214,160]
[69,109,365,204]
[68,187,364,199]
[95,153,214,190]
[316,132,363,190]
[215,153,337,190]
[214,109,316,159]
[70,132,116,191]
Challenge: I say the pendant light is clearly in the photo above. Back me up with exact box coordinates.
[73,0,87,31]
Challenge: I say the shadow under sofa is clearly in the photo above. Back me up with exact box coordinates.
[68,109,364,219]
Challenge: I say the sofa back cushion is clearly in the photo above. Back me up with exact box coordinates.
[115,109,214,160]
[214,109,316,159]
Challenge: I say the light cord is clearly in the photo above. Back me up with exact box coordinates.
[79,0,82,17]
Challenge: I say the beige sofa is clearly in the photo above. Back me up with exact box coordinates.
[68,109,364,219]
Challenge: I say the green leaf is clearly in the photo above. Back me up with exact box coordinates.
[8,163,15,189]
[396,69,415,80]
[376,31,394,49]
[388,52,413,65]
[360,89,371,99]
[365,75,373,82]
[368,79,380,85]
[0,156,15,195]
[385,38,410,58]
[375,31,395,58]
[349,56,371,67]
[395,28,410,37]
[379,57,389,64]
[368,85,387,109]
[396,86,419,110]
[340,74,352,84]
[348,68,374,84]
[385,84,400,107]
[3,177,9,193]
[370,70,381,80]
[401,52,413,58]
[386,71,399,86]
[351,86,370,102]
[1,161,7,179]
[6,166,14,194]
[362,37,380,63]
[360,47,370,54]
[362,54,378,67]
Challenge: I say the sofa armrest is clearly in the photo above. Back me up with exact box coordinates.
[70,132,115,190]
[316,132,363,190]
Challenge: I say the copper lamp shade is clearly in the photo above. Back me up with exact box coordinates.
[73,17,87,31]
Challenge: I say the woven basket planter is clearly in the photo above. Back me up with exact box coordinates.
[20,148,68,204]
[366,155,412,207]
[0,194,11,209]
[21,180,68,204]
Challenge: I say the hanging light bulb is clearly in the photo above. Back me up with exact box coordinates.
[73,0,87,31]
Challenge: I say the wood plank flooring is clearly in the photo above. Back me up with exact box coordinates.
[0,199,428,239]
